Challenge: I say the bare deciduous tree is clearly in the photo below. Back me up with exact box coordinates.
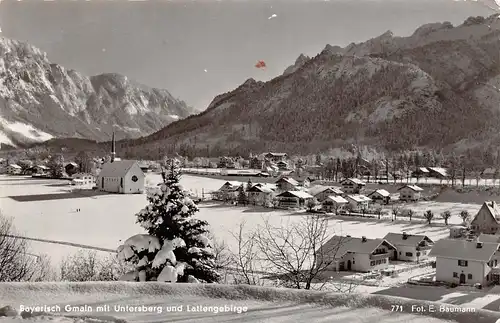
[60,250,132,282]
[391,205,401,221]
[0,214,53,282]
[230,221,264,286]
[252,215,348,290]
[208,232,233,284]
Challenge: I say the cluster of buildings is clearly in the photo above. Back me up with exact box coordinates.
[312,201,500,287]
[213,175,425,212]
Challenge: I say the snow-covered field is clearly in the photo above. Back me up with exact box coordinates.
[0,175,452,267]
[0,282,496,323]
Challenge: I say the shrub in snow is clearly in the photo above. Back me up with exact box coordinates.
[118,160,219,283]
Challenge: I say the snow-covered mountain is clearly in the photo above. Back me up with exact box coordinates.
[0,36,195,147]
[125,15,500,156]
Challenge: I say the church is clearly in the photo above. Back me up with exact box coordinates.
[96,132,145,194]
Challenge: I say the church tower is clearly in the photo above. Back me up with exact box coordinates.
[111,131,116,163]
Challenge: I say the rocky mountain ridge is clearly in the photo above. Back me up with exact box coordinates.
[0,36,195,147]
[119,14,500,157]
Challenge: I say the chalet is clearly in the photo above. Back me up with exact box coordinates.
[322,195,348,213]
[345,194,371,210]
[264,152,288,163]
[214,181,243,201]
[308,185,344,202]
[96,160,145,194]
[429,239,500,286]
[275,177,299,191]
[218,157,235,169]
[138,163,151,173]
[71,173,95,187]
[316,235,396,272]
[247,184,275,206]
[340,178,366,194]
[383,232,434,262]
[398,185,423,202]
[428,167,448,179]
[276,191,313,208]
[7,164,21,175]
[481,168,498,179]
[411,167,430,178]
[367,189,390,204]
[470,201,500,234]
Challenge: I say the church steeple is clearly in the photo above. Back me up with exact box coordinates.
[111,131,116,163]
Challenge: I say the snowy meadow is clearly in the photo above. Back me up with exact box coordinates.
[0,174,463,268]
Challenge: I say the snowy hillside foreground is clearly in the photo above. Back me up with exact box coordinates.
[0,283,497,323]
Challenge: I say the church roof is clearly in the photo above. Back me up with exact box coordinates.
[99,160,140,178]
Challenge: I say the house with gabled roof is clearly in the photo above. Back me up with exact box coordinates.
[470,201,500,235]
[276,191,313,208]
[247,183,276,206]
[411,167,430,178]
[398,184,424,202]
[308,185,343,202]
[322,195,348,213]
[345,194,371,210]
[316,235,397,272]
[481,168,498,179]
[264,152,288,163]
[275,176,299,191]
[383,232,434,262]
[429,239,500,286]
[7,164,22,175]
[428,167,448,179]
[367,189,391,205]
[340,178,366,194]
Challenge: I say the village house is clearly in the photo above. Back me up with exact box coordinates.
[264,152,288,163]
[340,178,366,194]
[247,184,275,206]
[276,191,313,208]
[429,239,500,286]
[322,195,348,213]
[411,167,430,178]
[481,168,498,179]
[316,235,396,272]
[470,201,500,234]
[478,233,500,244]
[71,173,96,188]
[345,194,371,211]
[308,185,344,202]
[397,184,424,202]
[275,177,299,191]
[7,164,22,175]
[367,189,391,204]
[383,232,434,262]
[276,160,289,171]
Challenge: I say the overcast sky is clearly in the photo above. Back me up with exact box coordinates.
[0,0,492,110]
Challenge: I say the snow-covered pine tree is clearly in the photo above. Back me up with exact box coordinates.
[129,160,219,283]
[237,185,248,206]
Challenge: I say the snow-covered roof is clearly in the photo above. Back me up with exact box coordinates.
[324,195,348,204]
[383,232,433,247]
[308,185,343,196]
[318,235,395,259]
[8,164,21,168]
[368,189,390,197]
[417,167,429,173]
[428,167,447,177]
[473,201,500,223]
[276,177,299,186]
[66,162,78,167]
[398,185,423,192]
[277,191,313,199]
[342,178,366,185]
[429,239,500,262]
[346,194,371,203]
[36,165,50,170]
[98,160,141,178]
[266,152,287,157]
